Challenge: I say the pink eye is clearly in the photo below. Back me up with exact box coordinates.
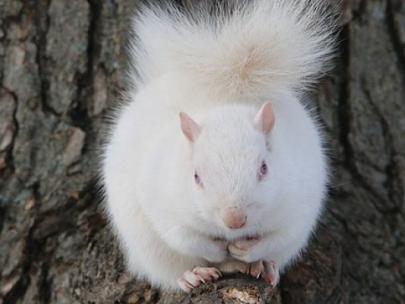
[194,172,202,186]
[258,161,268,180]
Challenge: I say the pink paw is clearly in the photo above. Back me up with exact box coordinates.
[247,260,265,279]
[263,261,280,287]
[177,267,222,292]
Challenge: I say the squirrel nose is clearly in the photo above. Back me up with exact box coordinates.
[222,207,247,229]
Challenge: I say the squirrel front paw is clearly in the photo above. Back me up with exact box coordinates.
[177,267,222,292]
[245,260,280,287]
[228,236,260,263]
[263,261,280,287]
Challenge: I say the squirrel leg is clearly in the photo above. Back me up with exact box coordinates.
[216,258,265,280]
[216,258,248,274]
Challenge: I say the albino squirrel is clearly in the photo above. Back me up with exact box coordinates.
[102,0,338,292]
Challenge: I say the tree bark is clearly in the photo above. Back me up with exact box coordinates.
[0,0,404,303]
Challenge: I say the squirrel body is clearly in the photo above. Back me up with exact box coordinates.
[102,0,338,291]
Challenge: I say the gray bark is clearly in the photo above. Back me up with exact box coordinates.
[0,0,404,303]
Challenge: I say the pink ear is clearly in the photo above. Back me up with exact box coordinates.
[179,112,201,142]
[254,102,275,134]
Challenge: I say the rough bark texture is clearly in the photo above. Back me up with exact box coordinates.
[0,0,404,303]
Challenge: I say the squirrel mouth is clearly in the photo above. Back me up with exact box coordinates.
[245,235,260,241]
[212,234,260,242]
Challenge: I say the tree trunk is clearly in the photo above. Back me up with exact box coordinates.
[0,0,404,303]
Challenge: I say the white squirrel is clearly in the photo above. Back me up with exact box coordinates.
[102,0,338,292]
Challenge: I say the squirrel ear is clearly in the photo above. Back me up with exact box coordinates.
[254,102,275,134]
[179,112,201,142]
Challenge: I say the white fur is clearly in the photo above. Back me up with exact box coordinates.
[129,0,338,101]
[102,0,337,291]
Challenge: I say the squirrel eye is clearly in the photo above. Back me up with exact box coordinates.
[194,172,202,186]
[258,161,268,180]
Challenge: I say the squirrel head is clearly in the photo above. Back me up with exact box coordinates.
[179,102,280,235]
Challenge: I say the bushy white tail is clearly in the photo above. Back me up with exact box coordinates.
[129,0,339,101]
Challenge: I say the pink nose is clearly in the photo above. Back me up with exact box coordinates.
[222,207,247,229]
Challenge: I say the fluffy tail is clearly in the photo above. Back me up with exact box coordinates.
[129,0,340,101]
